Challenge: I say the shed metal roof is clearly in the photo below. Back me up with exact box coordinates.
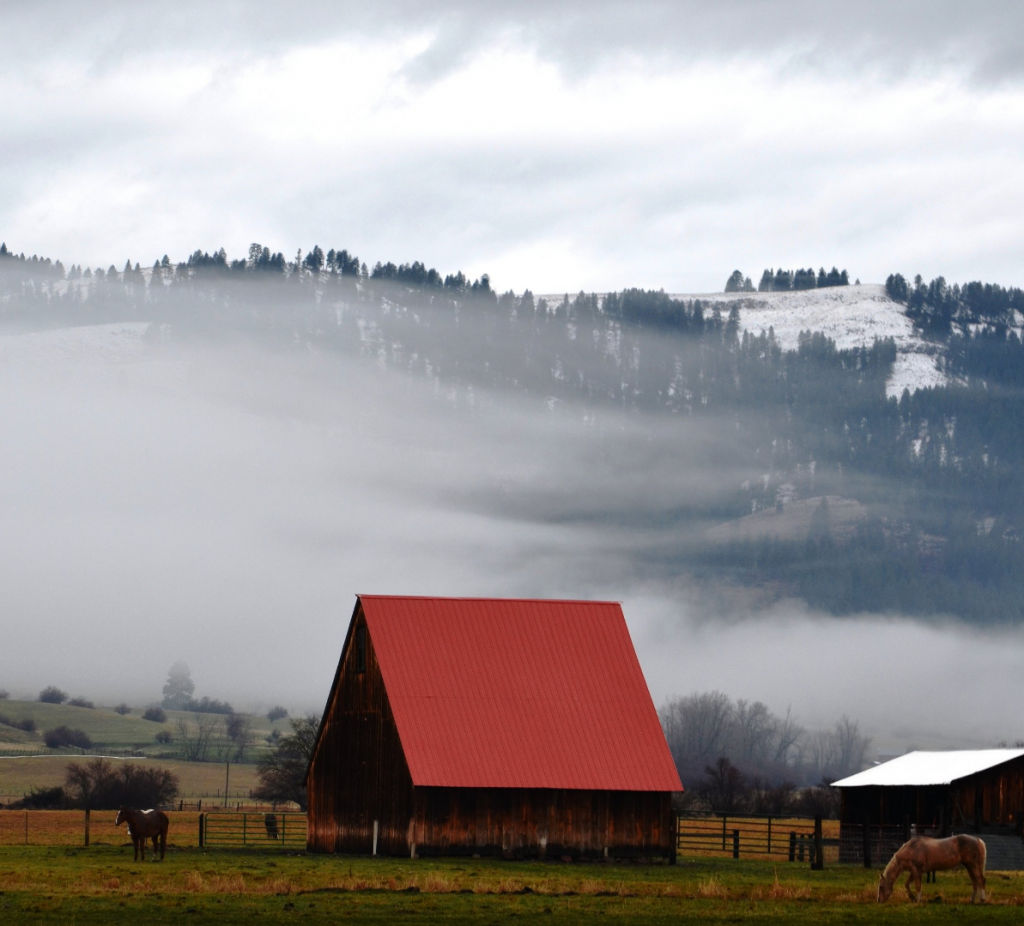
[832,749,1024,788]
[358,595,683,792]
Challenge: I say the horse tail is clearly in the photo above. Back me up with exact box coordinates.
[978,836,987,875]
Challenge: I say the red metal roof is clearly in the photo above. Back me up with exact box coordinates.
[358,595,682,792]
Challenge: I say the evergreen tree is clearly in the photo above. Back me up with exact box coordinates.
[724,270,746,293]
[161,662,195,710]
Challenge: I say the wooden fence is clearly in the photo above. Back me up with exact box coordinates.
[676,813,835,865]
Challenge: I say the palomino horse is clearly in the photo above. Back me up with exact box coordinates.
[878,834,987,903]
[115,807,169,862]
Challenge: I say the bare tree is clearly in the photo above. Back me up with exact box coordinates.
[698,757,748,812]
[832,715,871,777]
[807,728,838,780]
[660,690,734,779]
[731,699,777,766]
[225,713,257,762]
[771,707,805,766]
[176,712,223,762]
[253,713,320,810]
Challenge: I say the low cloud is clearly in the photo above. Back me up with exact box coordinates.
[1,321,1021,753]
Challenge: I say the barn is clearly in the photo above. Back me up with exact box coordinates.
[306,595,682,859]
[832,749,1024,833]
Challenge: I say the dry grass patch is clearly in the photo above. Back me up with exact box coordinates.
[695,875,728,898]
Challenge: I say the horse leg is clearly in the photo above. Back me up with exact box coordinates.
[133,835,140,863]
[150,834,158,861]
[968,863,986,904]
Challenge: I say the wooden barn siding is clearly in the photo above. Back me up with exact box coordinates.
[307,606,414,855]
[952,761,1024,826]
[409,787,675,859]
[840,757,1024,828]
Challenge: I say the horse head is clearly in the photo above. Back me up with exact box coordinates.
[877,874,893,902]
[115,807,129,827]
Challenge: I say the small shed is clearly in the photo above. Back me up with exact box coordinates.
[306,595,682,859]
[832,749,1024,833]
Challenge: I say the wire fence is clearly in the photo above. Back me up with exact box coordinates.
[0,810,203,847]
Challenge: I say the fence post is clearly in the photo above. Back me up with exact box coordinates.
[84,808,90,847]
[243,813,247,846]
[767,816,772,855]
[862,817,872,868]
[798,834,805,862]
[199,813,205,848]
[811,815,823,870]
[732,829,740,859]
[721,815,727,852]
[788,831,796,862]
[25,811,28,845]
[373,819,379,857]
[903,814,910,845]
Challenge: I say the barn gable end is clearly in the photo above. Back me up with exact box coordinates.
[306,600,413,855]
[307,595,682,859]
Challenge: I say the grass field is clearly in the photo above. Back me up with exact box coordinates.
[0,848,1020,924]
[0,756,261,803]
[0,699,292,755]
[0,697,293,803]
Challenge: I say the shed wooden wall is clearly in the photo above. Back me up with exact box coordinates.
[307,605,414,855]
[839,756,1024,829]
[409,787,675,859]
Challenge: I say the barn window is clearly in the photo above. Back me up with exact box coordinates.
[356,624,366,673]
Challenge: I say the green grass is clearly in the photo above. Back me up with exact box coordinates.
[0,848,1021,924]
[0,699,291,754]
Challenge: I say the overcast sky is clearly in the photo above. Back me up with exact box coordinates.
[3,0,1023,292]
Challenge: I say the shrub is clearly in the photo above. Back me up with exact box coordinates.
[64,758,179,810]
[155,730,172,744]
[68,697,95,709]
[186,696,234,715]
[113,703,131,715]
[44,726,92,750]
[267,706,288,722]
[1,715,37,733]
[142,707,167,723]
[39,686,69,704]
[10,786,67,809]
[0,688,9,700]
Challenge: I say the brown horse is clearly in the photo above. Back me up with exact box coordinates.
[878,834,986,903]
[115,807,169,861]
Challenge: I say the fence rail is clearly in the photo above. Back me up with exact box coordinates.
[676,813,836,864]
[200,812,306,849]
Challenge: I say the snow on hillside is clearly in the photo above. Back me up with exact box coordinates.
[0,322,150,366]
[673,284,945,397]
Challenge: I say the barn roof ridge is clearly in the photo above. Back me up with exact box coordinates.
[357,593,622,605]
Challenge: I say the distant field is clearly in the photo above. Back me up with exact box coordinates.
[0,755,262,803]
[0,700,293,755]
[0,848,1020,925]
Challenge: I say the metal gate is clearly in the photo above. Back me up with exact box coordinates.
[200,812,306,849]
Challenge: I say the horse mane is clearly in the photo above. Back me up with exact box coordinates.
[881,847,906,882]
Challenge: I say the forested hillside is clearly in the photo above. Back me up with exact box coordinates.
[3,243,1023,623]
